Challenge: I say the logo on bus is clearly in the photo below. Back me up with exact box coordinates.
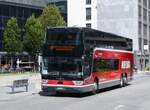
[121,61,130,69]
[95,53,103,58]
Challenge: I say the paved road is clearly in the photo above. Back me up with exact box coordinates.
[0,73,150,110]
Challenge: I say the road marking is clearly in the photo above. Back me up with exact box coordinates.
[114,105,125,110]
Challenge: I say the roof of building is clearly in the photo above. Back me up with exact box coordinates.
[0,1,43,9]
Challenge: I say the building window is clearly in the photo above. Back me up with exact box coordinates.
[18,7,24,18]
[86,8,91,20]
[149,0,150,9]
[138,5,142,20]
[24,8,30,18]
[138,22,142,35]
[149,41,150,51]
[143,8,147,21]
[138,0,141,3]
[0,30,2,40]
[144,39,147,45]
[138,38,142,51]
[0,16,2,27]
[86,0,91,5]
[0,5,2,16]
[2,5,9,16]
[143,0,147,7]
[149,26,150,37]
[143,24,147,37]
[86,23,91,28]
[149,12,150,23]
[11,6,17,17]
[3,17,9,28]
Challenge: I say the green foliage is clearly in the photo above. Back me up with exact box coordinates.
[3,17,22,55]
[23,14,43,56]
[145,66,150,71]
[40,4,66,29]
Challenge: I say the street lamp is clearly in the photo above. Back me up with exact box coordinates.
[144,45,149,70]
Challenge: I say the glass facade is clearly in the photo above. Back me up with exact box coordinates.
[86,0,91,5]
[0,1,42,51]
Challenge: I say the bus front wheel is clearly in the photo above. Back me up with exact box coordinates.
[92,80,99,94]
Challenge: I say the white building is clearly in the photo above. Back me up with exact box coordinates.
[67,0,150,70]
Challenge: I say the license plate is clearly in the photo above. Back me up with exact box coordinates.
[56,87,66,91]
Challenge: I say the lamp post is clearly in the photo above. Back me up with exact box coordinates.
[139,52,144,71]
[144,45,149,70]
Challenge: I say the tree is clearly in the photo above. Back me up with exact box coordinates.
[3,17,22,68]
[23,14,43,63]
[40,4,66,29]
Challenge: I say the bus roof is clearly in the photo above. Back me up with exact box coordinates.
[94,47,133,54]
[47,27,132,41]
[46,27,132,51]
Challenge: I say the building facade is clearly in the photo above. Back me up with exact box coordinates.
[67,0,150,70]
[0,1,43,66]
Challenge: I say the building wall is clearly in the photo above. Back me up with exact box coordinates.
[68,0,98,28]
[137,0,150,70]
[97,0,138,51]
[67,0,86,27]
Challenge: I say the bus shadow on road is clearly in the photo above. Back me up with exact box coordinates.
[97,84,131,94]
[38,84,131,98]
[39,91,88,98]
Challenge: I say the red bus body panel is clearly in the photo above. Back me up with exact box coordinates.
[92,48,134,83]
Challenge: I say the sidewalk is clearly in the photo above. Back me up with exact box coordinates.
[136,70,150,75]
[0,73,41,100]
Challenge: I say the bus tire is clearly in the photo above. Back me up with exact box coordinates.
[123,74,128,86]
[120,74,127,87]
[92,80,99,94]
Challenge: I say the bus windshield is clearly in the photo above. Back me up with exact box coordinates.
[46,28,81,44]
[42,57,83,80]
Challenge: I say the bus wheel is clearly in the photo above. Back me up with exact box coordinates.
[92,81,99,94]
[120,75,127,87]
[123,75,128,86]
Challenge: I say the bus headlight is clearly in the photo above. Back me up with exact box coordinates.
[73,81,84,86]
[78,72,83,76]
[42,70,48,75]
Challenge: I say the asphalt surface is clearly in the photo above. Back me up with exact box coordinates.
[0,73,150,110]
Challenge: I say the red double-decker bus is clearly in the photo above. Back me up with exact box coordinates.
[41,27,133,93]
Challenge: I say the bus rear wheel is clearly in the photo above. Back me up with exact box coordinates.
[120,75,127,87]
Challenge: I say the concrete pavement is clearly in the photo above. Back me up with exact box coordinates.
[0,73,41,100]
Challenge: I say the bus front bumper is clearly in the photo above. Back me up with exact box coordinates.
[41,84,94,93]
